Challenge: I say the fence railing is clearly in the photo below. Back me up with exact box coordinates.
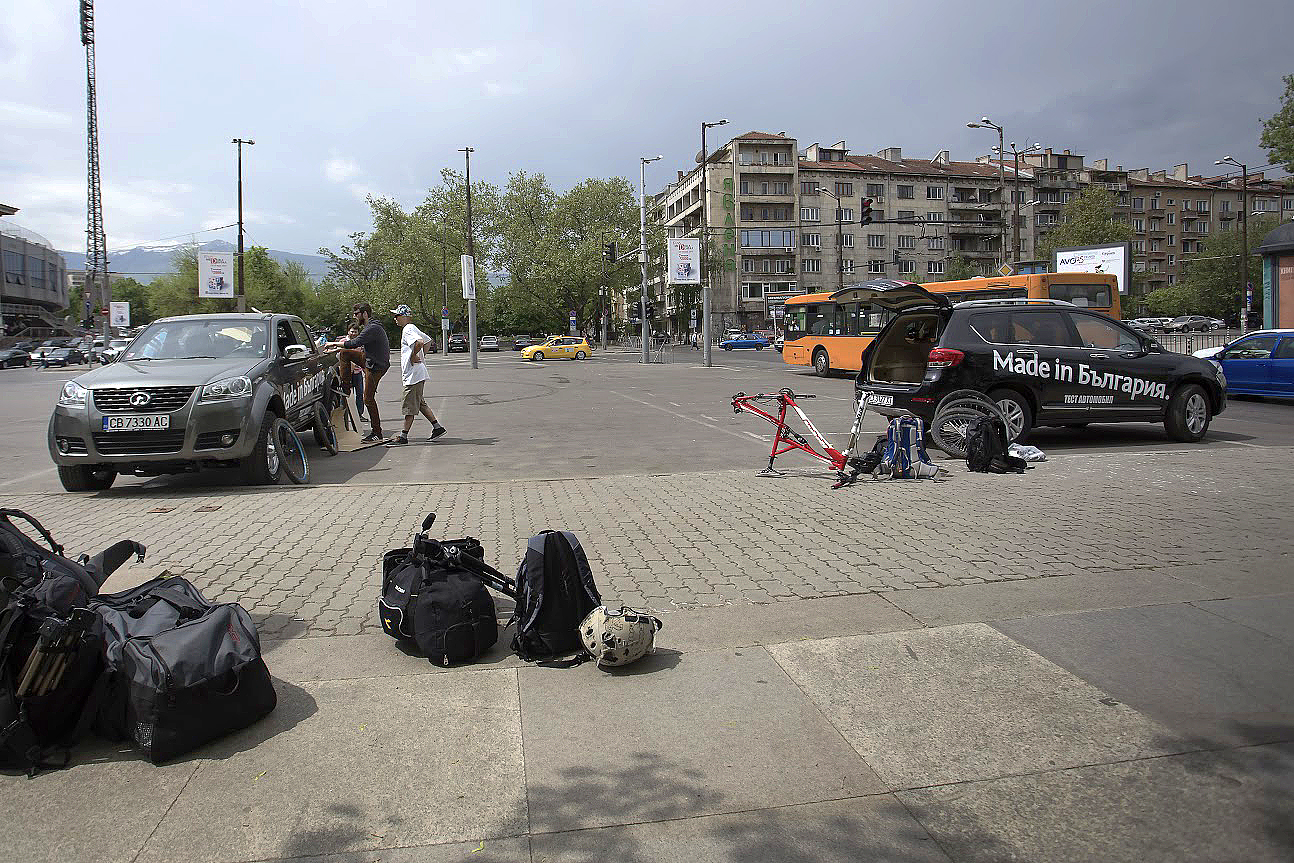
[1154,329,1238,355]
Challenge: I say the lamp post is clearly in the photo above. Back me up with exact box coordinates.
[995,141,1041,264]
[1216,155,1249,332]
[700,117,728,368]
[232,138,254,312]
[968,118,1006,267]
[820,186,846,293]
[640,155,662,363]
[459,147,477,369]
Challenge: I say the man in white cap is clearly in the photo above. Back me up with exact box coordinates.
[388,304,446,446]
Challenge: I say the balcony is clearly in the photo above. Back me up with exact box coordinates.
[740,245,796,255]
[946,221,1001,235]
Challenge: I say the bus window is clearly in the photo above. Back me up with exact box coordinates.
[1048,282,1112,309]
[805,304,833,336]
[946,288,1027,302]
[785,306,807,340]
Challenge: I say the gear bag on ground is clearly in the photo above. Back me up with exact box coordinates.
[511,531,602,661]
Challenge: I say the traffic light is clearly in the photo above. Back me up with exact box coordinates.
[860,198,874,225]
[603,242,617,262]
[646,303,655,318]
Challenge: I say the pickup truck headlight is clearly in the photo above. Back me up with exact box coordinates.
[57,381,88,407]
[199,375,253,402]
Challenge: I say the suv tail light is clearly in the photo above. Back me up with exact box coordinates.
[927,347,964,369]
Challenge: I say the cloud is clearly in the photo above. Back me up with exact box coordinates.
[324,156,360,183]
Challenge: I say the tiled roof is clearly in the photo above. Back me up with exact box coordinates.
[797,160,868,172]
[734,131,792,141]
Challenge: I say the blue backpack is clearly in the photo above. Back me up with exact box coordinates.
[876,416,943,480]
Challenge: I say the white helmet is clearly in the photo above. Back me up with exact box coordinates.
[579,606,663,667]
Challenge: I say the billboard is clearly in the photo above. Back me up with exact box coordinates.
[1052,243,1130,295]
[109,302,130,328]
[667,238,700,285]
[198,251,235,298]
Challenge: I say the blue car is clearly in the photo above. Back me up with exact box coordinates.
[720,333,770,351]
[1198,329,1294,397]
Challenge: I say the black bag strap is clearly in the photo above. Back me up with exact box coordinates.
[558,532,601,606]
[82,540,146,588]
[130,587,209,620]
[0,509,63,556]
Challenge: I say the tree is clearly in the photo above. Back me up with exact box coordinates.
[1260,74,1294,175]
[1037,187,1133,262]
[944,253,982,281]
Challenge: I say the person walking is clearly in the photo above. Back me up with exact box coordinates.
[345,325,366,421]
[326,303,390,442]
[387,304,446,446]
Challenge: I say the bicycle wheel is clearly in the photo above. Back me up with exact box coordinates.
[271,418,310,485]
[312,402,338,455]
[930,390,1009,458]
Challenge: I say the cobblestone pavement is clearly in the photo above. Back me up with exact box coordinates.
[3,447,1289,639]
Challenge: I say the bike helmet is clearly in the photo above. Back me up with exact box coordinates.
[579,606,663,667]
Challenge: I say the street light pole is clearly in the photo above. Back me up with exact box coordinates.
[460,147,477,370]
[232,138,254,312]
[820,187,845,293]
[700,118,728,368]
[441,220,450,360]
[968,118,1005,267]
[999,142,1041,264]
[640,155,662,364]
[1217,156,1249,332]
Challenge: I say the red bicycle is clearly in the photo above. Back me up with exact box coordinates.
[731,388,876,486]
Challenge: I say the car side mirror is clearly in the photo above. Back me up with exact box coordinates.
[283,344,311,361]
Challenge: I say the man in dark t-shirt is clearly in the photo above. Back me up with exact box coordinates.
[326,302,391,441]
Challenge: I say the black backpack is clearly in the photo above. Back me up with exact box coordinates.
[379,516,511,667]
[91,575,277,763]
[510,531,601,661]
[964,416,1027,474]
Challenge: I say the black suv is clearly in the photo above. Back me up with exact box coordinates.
[447,333,469,352]
[844,281,1226,443]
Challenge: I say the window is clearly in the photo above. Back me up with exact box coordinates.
[1274,338,1294,360]
[1166,198,1174,206]
[926,211,944,222]
[898,260,916,275]
[290,320,314,353]
[834,208,853,222]
[801,207,820,222]
[1149,239,1161,251]
[740,181,749,195]
[866,183,884,197]
[1071,314,1140,351]
[1284,198,1294,211]
[772,181,789,195]
[3,250,24,284]
[1223,334,1278,360]
[1167,212,1175,225]
[742,208,754,220]
[897,210,915,220]
[897,235,916,249]
[834,182,853,197]
[868,260,886,274]
[897,185,914,199]
[1133,219,1144,232]
[968,310,1076,347]
[1168,234,1176,246]
[1132,240,1145,252]
[740,229,796,248]
[1062,191,1074,203]
[840,260,855,274]
[1221,200,1232,212]
[742,259,755,273]
[1047,282,1113,309]
[741,283,765,301]
[1150,219,1162,231]
[775,259,794,274]
[926,186,945,200]
[927,261,944,275]
[867,234,886,249]
[1168,254,1175,266]
[802,259,822,273]
[760,182,769,195]
[1132,197,1145,210]
[928,236,945,250]
[837,233,854,248]
[761,208,769,220]
[801,181,819,195]
[1196,200,1208,212]
[802,232,821,248]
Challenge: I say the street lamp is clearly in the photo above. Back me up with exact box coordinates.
[968,118,1006,267]
[700,117,728,368]
[232,138,254,312]
[640,154,662,364]
[995,141,1041,263]
[819,186,846,293]
[1215,155,1249,332]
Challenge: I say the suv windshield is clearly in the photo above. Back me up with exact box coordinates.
[124,320,269,361]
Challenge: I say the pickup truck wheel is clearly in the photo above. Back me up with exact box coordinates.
[57,465,116,492]
[241,414,284,485]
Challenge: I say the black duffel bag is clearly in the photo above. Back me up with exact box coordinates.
[92,576,276,763]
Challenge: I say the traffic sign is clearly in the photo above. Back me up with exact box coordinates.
[997,263,1015,276]
[442,307,449,320]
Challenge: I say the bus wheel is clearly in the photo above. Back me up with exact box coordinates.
[813,348,830,377]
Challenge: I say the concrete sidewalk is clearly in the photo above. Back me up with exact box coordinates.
[4,559,1292,863]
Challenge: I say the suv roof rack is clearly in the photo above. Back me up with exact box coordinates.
[952,298,1076,308]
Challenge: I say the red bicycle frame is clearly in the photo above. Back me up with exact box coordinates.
[731,389,846,476]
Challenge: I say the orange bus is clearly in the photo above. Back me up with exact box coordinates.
[782,272,1121,376]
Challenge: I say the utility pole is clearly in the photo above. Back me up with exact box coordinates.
[80,0,109,341]
[700,118,728,368]
[1216,156,1250,332]
[232,138,254,312]
[640,155,661,363]
[460,147,478,369]
[821,187,845,293]
[968,118,1006,267]
[1003,142,1039,264]
[441,219,450,360]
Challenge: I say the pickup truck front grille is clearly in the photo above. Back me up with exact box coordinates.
[92,431,186,455]
[93,386,196,413]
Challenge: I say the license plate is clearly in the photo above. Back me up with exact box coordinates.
[102,415,170,431]
[863,392,894,407]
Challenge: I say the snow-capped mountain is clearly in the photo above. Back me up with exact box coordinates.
[59,240,330,283]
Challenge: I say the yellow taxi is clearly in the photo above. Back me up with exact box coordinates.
[521,336,593,361]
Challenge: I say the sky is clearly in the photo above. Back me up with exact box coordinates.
[2,0,1289,258]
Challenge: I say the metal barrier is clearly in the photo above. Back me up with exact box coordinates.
[649,337,674,364]
[1154,329,1237,355]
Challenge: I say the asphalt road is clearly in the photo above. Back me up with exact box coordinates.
[3,346,1292,494]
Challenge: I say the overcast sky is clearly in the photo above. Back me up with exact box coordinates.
[3,0,1289,258]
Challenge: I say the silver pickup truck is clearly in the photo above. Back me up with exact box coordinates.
[48,313,339,491]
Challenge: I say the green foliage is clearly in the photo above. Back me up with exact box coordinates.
[944,254,982,281]
[1038,187,1133,262]
[1150,215,1282,318]
[1260,74,1294,175]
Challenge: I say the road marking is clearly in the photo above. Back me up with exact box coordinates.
[612,391,760,443]
[0,467,56,488]
[668,402,681,407]
[743,431,765,441]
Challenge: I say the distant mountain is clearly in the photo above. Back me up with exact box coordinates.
[59,240,330,283]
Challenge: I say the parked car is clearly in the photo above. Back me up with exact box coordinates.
[0,348,31,368]
[1206,318,1226,330]
[1194,329,1294,397]
[848,280,1227,444]
[521,336,592,361]
[49,312,339,491]
[513,335,534,351]
[447,334,469,352]
[1129,318,1165,332]
[30,339,63,364]
[1161,315,1214,333]
[99,339,131,364]
[480,335,501,352]
[720,333,770,351]
[723,328,743,341]
[773,335,784,352]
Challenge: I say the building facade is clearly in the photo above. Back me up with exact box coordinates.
[1,215,70,337]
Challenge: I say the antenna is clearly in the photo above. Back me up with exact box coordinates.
[80,0,109,341]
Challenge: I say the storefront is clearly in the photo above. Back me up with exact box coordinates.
[1258,222,1294,329]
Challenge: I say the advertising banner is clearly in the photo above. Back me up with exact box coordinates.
[1052,243,1130,295]
[667,238,701,285]
[198,251,235,298]
[109,302,130,328]
[460,254,476,300]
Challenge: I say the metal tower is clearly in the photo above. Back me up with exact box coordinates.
[80,0,109,338]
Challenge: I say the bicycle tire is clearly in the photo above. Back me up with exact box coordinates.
[312,402,338,455]
[930,390,1010,458]
[271,418,310,485]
